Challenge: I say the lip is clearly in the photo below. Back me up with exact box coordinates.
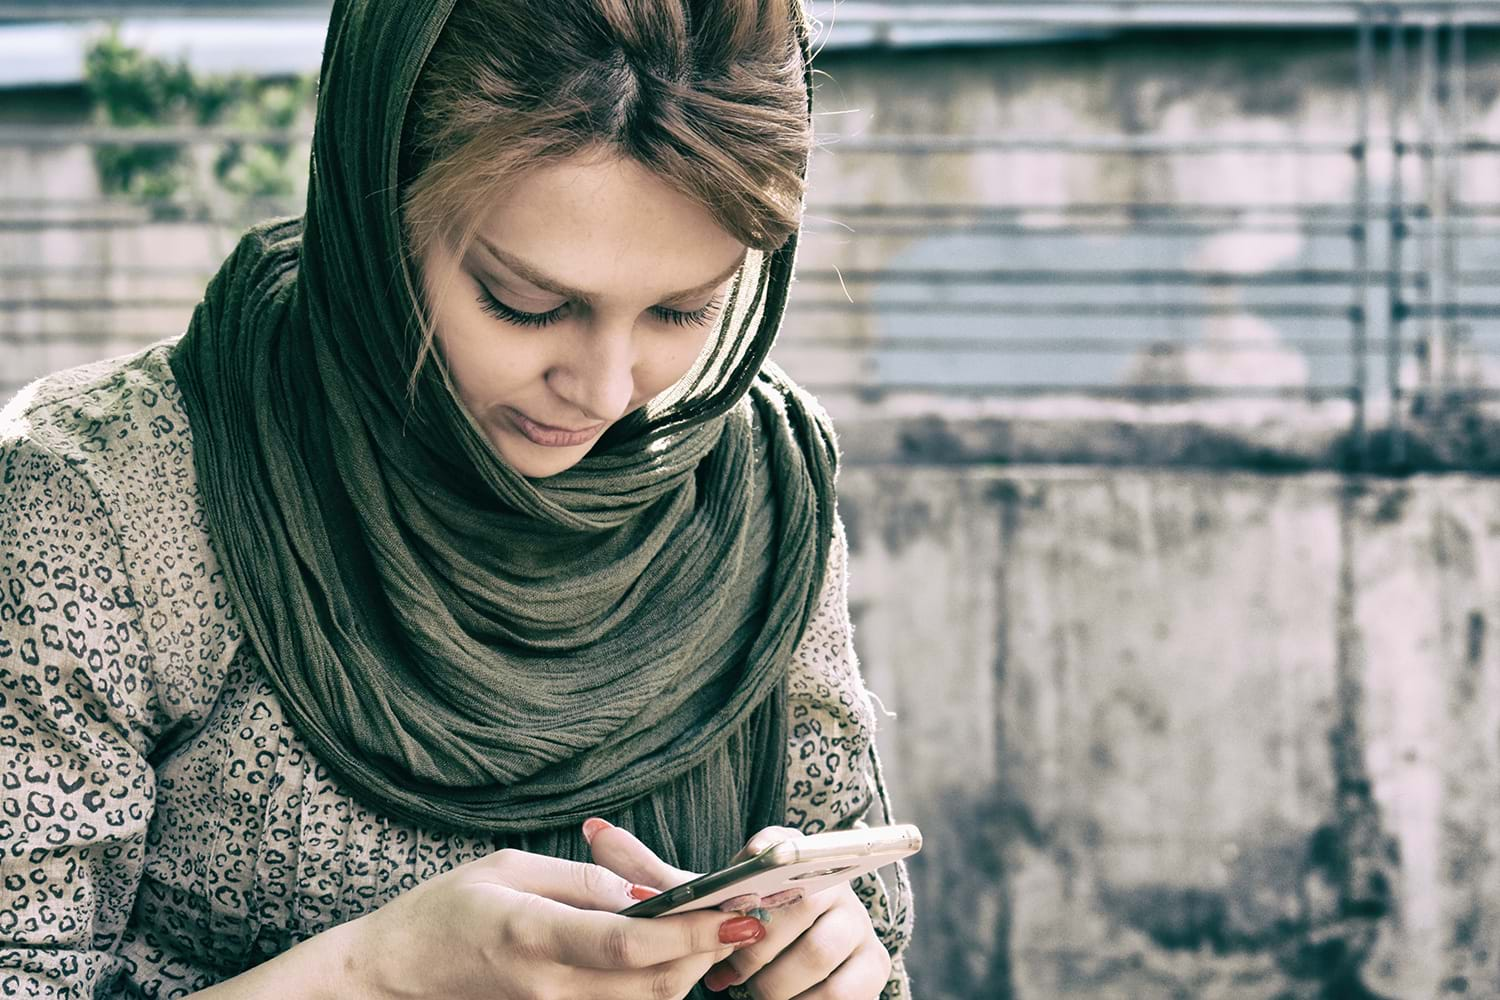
[503,407,605,448]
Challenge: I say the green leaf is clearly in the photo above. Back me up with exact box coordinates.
[82,26,313,209]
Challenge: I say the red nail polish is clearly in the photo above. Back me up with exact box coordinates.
[704,965,740,992]
[758,888,804,910]
[718,916,766,945]
[581,817,611,844]
[628,883,661,900]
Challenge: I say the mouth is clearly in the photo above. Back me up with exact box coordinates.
[502,407,606,448]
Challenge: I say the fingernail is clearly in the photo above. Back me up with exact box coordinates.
[718,915,766,945]
[581,817,611,844]
[703,965,741,992]
[628,883,661,900]
[759,888,804,910]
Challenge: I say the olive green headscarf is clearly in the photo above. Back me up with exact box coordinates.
[168,0,835,884]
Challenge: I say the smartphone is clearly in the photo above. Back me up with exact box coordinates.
[621,823,923,918]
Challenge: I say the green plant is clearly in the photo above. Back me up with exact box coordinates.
[83,26,314,209]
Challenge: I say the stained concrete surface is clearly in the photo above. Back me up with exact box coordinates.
[842,462,1500,999]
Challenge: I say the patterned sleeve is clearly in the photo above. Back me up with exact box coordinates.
[783,513,916,999]
[0,435,158,997]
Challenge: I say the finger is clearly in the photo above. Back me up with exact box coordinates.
[719,893,764,914]
[705,887,825,988]
[561,944,737,1000]
[758,888,806,911]
[729,897,867,999]
[714,881,841,983]
[728,825,806,865]
[584,817,699,889]
[789,941,893,1000]
[484,847,641,912]
[518,894,768,970]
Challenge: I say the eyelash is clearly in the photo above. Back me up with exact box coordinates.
[475,285,723,330]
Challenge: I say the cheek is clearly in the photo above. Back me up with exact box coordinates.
[637,329,715,394]
[433,309,545,404]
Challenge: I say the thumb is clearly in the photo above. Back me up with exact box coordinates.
[582,817,698,890]
[728,825,806,865]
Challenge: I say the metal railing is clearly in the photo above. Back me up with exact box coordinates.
[3,3,1500,470]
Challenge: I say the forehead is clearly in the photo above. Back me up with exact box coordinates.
[467,152,747,301]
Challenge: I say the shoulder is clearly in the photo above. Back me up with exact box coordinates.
[788,513,865,693]
[783,513,888,832]
[3,339,187,475]
[786,514,879,744]
[3,340,197,553]
[1,341,242,731]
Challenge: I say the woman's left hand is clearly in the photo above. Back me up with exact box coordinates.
[584,820,891,999]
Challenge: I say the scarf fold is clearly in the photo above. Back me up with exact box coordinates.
[168,0,835,880]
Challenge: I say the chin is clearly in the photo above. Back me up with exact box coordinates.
[492,434,589,479]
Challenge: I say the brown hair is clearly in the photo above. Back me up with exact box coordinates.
[398,0,811,387]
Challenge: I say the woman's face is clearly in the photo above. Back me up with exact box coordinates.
[416,152,748,479]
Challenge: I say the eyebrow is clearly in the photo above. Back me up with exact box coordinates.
[474,235,747,307]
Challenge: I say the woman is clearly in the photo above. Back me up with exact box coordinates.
[0,1,913,998]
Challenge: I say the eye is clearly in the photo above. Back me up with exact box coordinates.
[651,296,724,329]
[475,285,568,328]
[474,281,724,330]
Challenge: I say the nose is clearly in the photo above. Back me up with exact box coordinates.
[546,321,637,424]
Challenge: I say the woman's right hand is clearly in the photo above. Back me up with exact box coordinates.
[337,846,766,1000]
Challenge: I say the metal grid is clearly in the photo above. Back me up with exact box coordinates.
[1,2,1498,469]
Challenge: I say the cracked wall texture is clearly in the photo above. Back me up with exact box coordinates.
[842,462,1500,1000]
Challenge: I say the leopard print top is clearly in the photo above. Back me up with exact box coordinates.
[0,342,914,999]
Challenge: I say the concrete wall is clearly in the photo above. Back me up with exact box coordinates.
[789,30,1500,411]
[0,86,300,396]
[11,28,1500,406]
[843,455,1500,999]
